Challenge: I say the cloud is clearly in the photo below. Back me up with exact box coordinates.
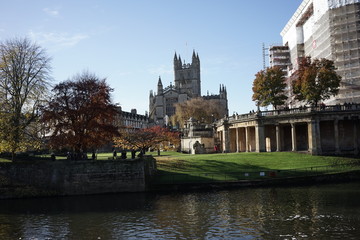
[29,31,89,50]
[43,8,60,17]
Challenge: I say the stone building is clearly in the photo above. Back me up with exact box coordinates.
[149,51,228,126]
[115,107,149,129]
[181,117,216,154]
[98,107,149,152]
[216,104,360,155]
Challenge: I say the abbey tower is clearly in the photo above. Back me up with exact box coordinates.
[149,51,228,126]
[173,51,201,98]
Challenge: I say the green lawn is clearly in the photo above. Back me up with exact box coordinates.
[153,152,360,183]
[1,150,359,184]
[155,152,359,173]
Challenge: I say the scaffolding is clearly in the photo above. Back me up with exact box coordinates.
[329,3,360,102]
[282,0,360,105]
[269,45,291,72]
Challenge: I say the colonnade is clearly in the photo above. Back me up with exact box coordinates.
[217,116,359,155]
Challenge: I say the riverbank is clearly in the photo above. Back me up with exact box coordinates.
[154,151,360,182]
[149,151,360,192]
[149,170,360,192]
[0,152,359,199]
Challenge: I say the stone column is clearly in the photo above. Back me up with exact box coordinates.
[222,130,226,153]
[334,119,340,154]
[291,123,297,152]
[276,124,281,152]
[236,128,240,152]
[308,119,322,155]
[354,120,359,155]
[245,127,249,152]
[222,120,231,153]
[218,130,223,152]
[255,124,266,152]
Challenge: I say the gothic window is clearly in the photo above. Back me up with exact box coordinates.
[165,97,177,116]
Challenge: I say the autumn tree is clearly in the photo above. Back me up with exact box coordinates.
[252,66,287,110]
[114,126,180,155]
[0,38,52,159]
[42,71,119,157]
[114,127,155,153]
[171,98,226,127]
[292,57,341,107]
[145,126,180,153]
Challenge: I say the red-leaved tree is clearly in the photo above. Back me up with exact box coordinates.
[292,57,341,107]
[42,71,119,156]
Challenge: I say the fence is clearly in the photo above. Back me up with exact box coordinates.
[152,164,360,185]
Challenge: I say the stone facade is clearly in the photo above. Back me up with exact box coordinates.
[216,104,360,155]
[115,107,149,129]
[99,107,149,152]
[149,51,228,126]
[181,118,215,154]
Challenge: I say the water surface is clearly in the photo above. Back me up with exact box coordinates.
[0,182,360,239]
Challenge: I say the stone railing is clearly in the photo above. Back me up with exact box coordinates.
[228,103,360,122]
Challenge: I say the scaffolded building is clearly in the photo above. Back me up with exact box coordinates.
[269,45,291,72]
[281,0,360,105]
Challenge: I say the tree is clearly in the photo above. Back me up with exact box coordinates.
[252,66,287,110]
[0,38,52,159]
[171,98,226,127]
[114,127,155,153]
[292,57,341,106]
[42,71,119,157]
[114,126,180,155]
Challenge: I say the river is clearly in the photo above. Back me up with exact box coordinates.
[0,182,360,239]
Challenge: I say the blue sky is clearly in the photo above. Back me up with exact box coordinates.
[0,0,303,115]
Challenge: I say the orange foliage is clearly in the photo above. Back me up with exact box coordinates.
[114,126,180,151]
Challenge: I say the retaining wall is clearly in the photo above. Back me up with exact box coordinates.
[0,156,157,198]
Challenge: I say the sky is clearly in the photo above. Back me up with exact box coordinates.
[0,0,303,115]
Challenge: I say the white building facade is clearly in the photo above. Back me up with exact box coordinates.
[281,0,360,105]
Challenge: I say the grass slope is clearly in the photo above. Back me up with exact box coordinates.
[155,152,359,173]
[1,151,358,184]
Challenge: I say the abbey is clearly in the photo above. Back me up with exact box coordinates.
[149,51,228,126]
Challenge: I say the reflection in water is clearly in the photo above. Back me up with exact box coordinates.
[0,182,360,239]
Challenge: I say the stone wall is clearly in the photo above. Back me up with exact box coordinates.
[0,156,157,198]
[181,137,214,154]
